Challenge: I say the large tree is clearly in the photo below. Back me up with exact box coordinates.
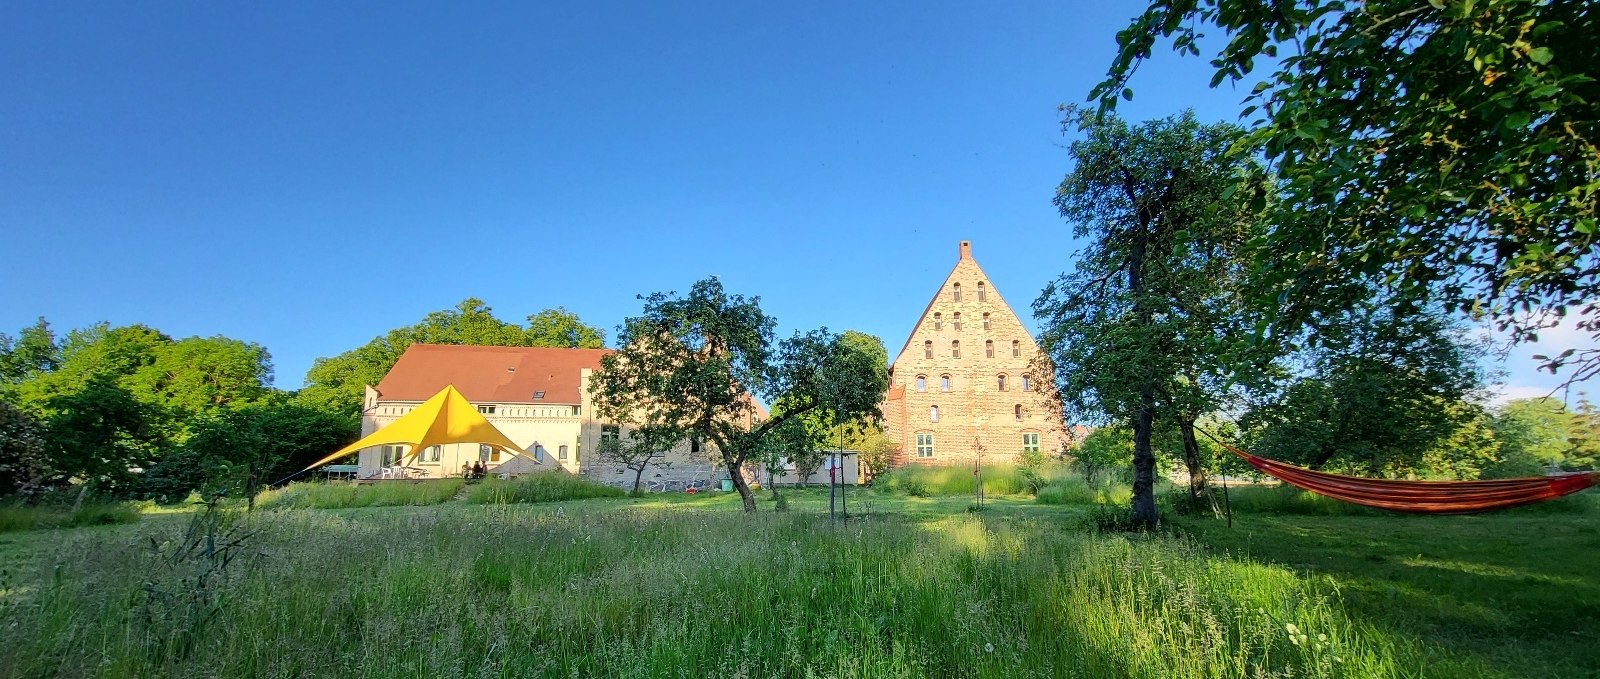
[298,299,607,418]
[589,278,887,512]
[1097,0,1600,387]
[1035,108,1257,528]
[0,317,60,384]
[142,399,357,505]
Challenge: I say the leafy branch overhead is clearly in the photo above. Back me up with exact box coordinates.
[1097,0,1600,387]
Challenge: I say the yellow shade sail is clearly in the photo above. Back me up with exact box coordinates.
[302,384,531,471]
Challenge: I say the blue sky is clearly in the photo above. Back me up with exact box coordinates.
[1,1,1587,402]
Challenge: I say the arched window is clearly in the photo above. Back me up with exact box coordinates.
[930,405,940,422]
[951,340,960,358]
[915,375,927,392]
[1021,374,1032,391]
[997,374,1007,391]
[982,313,991,330]
[985,340,994,358]
[953,313,962,330]
[977,282,987,302]
[940,374,951,392]
[933,312,942,331]
[1011,340,1021,357]
[952,283,962,302]
[924,341,933,359]
[1014,404,1024,421]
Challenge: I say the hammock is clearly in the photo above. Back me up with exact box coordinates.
[1202,434,1600,514]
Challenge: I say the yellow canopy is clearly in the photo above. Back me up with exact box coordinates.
[302,384,531,471]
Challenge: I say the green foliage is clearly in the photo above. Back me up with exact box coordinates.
[254,480,465,510]
[1489,396,1600,475]
[1098,0,1600,387]
[464,472,625,504]
[1072,426,1133,485]
[38,376,172,496]
[1242,306,1493,476]
[591,277,888,511]
[872,464,1064,498]
[0,401,49,499]
[142,399,358,504]
[1035,476,1132,507]
[298,299,607,418]
[0,317,60,383]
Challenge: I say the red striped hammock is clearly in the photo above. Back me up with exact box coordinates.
[1209,438,1600,514]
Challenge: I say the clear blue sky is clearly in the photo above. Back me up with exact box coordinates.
[1,1,1585,401]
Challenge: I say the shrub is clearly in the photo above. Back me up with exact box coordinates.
[255,479,464,510]
[464,472,624,505]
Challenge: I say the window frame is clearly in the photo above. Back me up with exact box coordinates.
[930,405,940,422]
[915,432,935,458]
[1022,433,1040,453]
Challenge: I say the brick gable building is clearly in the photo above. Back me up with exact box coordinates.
[883,241,1069,465]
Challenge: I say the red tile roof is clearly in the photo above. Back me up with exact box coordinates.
[374,344,611,405]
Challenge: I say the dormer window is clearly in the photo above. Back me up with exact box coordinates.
[953,283,962,302]
[977,282,986,302]
[533,391,546,400]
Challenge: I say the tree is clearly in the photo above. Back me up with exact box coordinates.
[37,376,170,498]
[1097,0,1600,388]
[1073,426,1133,485]
[594,425,681,494]
[526,307,607,349]
[1035,108,1258,528]
[0,401,49,499]
[589,277,887,512]
[124,336,273,417]
[142,399,358,504]
[0,317,60,384]
[1490,396,1600,475]
[299,300,607,418]
[1241,304,1492,476]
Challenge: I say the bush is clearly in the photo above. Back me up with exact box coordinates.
[255,479,465,510]
[0,502,143,533]
[464,472,624,505]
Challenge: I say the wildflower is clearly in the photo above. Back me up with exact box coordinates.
[1285,623,1299,635]
[1317,633,1327,643]
[984,643,994,653]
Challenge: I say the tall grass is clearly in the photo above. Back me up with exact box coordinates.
[464,472,625,504]
[0,507,1465,677]
[1035,476,1133,506]
[0,502,143,533]
[255,479,464,510]
[875,463,1071,497]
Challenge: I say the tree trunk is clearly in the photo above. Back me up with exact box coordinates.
[631,466,645,494]
[1131,393,1158,529]
[724,451,756,512]
[1179,418,1220,517]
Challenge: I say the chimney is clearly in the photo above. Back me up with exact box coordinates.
[958,240,972,260]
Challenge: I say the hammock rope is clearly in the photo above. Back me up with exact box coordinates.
[1195,429,1600,514]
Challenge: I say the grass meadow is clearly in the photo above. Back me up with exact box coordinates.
[0,481,1595,678]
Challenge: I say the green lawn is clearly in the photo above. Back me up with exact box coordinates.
[0,487,1594,678]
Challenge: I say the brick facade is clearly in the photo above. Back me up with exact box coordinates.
[883,241,1069,465]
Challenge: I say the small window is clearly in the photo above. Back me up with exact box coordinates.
[426,445,442,462]
[572,405,581,416]
[478,404,496,415]
[924,341,933,359]
[977,282,987,302]
[1011,340,1021,358]
[533,391,546,399]
[600,424,620,445]
[933,312,942,331]
[953,313,962,330]
[930,405,940,422]
[559,444,569,460]
[940,374,951,392]
[915,375,927,392]
[982,313,991,330]
[985,340,994,358]
[1023,433,1040,453]
[1022,375,1032,391]
[997,374,1007,391]
[916,433,935,458]
[534,445,545,462]
[951,340,960,358]
[953,283,962,302]
[1014,404,1024,421]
